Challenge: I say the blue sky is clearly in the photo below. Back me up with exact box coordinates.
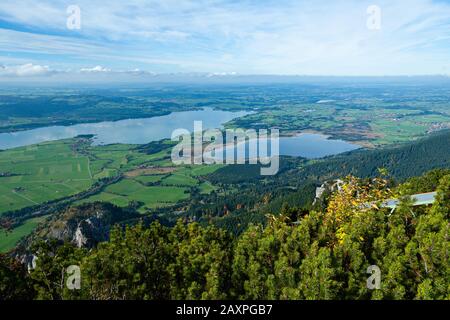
[1,0,450,81]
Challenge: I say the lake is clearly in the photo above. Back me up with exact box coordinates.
[0,108,359,158]
[0,108,248,150]
[279,133,359,158]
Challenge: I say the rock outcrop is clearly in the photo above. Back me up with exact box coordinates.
[29,202,140,249]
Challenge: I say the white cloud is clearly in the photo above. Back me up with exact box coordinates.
[207,72,238,77]
[1,0,450,75]
[80,65,111,73]
[0,63,53,77]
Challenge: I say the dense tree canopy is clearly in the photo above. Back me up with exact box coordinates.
[1,172,448,300]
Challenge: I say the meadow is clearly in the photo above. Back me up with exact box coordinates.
[0,137,223,251]
[0,140,93,214]
[0,216,47,252]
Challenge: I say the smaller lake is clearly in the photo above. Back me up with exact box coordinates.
[279,134,359,158]
[0,108,360,158]
[208,133,359,161]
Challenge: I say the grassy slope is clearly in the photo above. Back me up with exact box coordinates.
[0,216,47,252]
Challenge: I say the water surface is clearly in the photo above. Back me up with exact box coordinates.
[0,109,359,158]
[0,108,248,149]
[279,133,359,158]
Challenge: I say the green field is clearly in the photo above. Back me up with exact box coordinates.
[80,165,220,212]
[0,216,47,252]
[76,144,223,212]
[0,137,221,207]
[225,92,450,146]
[0,140,93,214]
[199,181,218,194]
[161,173,198,186]
[0,138,222,217]
[0,138,224,249]
[79,179,190,212]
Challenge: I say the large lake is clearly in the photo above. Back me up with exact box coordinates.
[0,108,359,158]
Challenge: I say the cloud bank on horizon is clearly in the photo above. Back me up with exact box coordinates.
[1,0,450,81]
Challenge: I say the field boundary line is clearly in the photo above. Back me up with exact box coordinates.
[11,190,38,205]
[87,157,93,179]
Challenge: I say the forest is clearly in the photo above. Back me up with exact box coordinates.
[1,169,448,300]
[190,130,450,233]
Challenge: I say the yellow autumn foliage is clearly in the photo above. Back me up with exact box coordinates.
[325,176,396,245]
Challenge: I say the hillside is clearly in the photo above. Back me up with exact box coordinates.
[297,130,450,182]
[1,170,448,300]
[191,131,450,232]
